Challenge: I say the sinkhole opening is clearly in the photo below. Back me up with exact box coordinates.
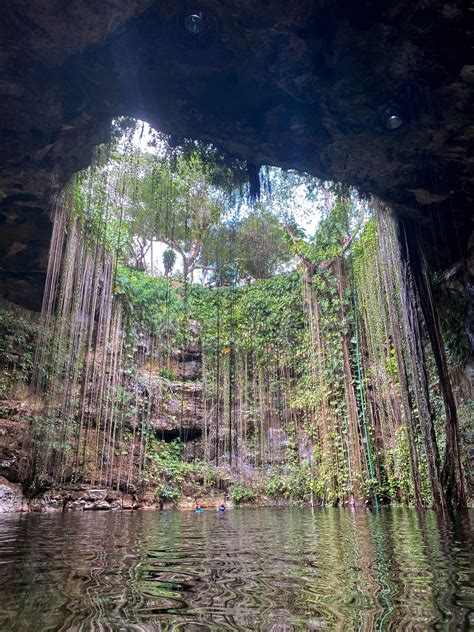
[2,115,468,512]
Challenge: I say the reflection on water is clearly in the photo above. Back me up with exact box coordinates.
[0,507,472,631]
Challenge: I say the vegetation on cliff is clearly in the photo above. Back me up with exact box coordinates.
[0,119,470,511]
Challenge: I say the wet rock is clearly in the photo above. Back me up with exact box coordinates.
[28,486,140,512]
[84,499,111,511]
[135,490,157,509]
[0,476,27,512]
[64,498,87,511]
[29,490,65,513]
[121,494,135,510]
[84,488,107,502]
[409,188,450,205]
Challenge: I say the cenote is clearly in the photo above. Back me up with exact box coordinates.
[1,3,473,631]
[1,507,473,630]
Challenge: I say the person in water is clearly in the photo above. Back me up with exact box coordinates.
[194,502,204,513]
[217,504,225,513]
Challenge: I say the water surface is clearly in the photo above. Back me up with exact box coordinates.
[0,507,472,630]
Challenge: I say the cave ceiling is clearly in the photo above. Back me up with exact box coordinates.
[0,0,472,308]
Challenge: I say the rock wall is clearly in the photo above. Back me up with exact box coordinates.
[0,322,207,512]
[139,336,204,452]
[0,476,168,513]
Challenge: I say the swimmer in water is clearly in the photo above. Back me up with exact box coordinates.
[195,502,204,513]
[217,504,225,513]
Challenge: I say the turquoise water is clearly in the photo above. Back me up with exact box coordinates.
[0,507,472,630]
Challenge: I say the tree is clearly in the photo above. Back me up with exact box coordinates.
[201,207,292,285]
[163,248,176,277]
[106,149,227,283]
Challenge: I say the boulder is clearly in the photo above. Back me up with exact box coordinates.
[0,476,27,512]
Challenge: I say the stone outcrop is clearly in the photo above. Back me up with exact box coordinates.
[141,337,204,450]
[28,487,134,512]
[0,476,28,512]
[0,1,472,308]
[0,479,167,513]
[0,481,232,513]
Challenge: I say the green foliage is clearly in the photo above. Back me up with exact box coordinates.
[386,426,413,503]
[229,483,256,504]
[159,367,177,381]
[0,310,38,396]
[141,437,230,503]
[115,265,184,342]
[116,263,306,367]
[143,438,187,502]
[264,463,312,503]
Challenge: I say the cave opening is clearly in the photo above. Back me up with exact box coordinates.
[1,114,469,515]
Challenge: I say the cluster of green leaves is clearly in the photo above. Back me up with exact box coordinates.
[229,462,314,504]
[140,437,230,502]
[0,310,38,396]
[264,463,313,503]
[186,273,305,362]
[115,265,183,336]
[115,263,307,366]
[351,215,441,507]
[229,483,256,504]
[142,438,188,502]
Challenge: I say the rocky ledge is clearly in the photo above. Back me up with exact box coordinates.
[0,477,231,513]
[0,477,150,513]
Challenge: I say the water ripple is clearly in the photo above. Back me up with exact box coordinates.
[0,507,472,630]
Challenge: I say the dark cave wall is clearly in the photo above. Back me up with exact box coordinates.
[0,0,472,310]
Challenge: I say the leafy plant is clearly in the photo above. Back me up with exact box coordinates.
[229,483,256,504]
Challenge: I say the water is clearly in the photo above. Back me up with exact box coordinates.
[0,507,472,631]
